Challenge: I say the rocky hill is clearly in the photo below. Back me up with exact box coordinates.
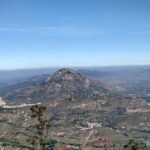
[2,68,108,104]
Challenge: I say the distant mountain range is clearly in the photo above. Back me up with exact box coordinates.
[0,66,150,104]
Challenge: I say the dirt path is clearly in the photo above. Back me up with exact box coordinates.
[83,128,94,147]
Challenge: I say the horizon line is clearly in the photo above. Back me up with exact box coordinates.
[0,64,150,71]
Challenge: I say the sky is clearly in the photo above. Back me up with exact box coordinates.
[0,0,150,70]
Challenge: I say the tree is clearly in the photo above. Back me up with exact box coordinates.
[27,105,56,150]
[124,139,147,150]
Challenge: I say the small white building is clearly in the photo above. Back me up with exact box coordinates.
[88,122,102,128]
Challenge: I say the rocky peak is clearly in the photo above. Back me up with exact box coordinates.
[45,68,85,82]
[43,68,103,96]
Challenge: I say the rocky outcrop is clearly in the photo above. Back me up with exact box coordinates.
[0,97,6,106]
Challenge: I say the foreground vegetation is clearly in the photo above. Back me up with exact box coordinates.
[0,104,149,150]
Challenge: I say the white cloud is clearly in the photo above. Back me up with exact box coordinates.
[131,30,150,35]
[0,27,26,32]
[0,26,112,38]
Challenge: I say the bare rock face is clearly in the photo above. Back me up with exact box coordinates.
[46,68,90,82]
[0,97,6,106]
[45,68,93,90]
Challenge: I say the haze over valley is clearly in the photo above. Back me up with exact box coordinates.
[0,0,150,149]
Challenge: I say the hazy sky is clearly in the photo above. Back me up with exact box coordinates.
[0,0,150,69]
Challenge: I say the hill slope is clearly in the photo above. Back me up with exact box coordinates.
[2,68,108,104]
